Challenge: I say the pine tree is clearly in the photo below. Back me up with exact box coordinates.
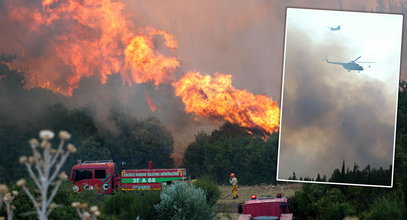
[341,160,346,181]
[316,174,321,181]
[292,172,297,180]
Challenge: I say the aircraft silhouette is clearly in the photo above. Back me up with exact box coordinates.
[328,25,341,31]
[324,56,375,73]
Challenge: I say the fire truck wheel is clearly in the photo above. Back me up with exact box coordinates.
[103,184,109,190]
[72,185,79,192]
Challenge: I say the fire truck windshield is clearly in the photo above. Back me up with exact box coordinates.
[73,169,92,181]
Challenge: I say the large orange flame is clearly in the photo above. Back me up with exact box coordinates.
[173,72,280,135]
[124,33,179,86]
[4,0,179,95]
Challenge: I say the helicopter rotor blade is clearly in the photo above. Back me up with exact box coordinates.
[352,56,361,62]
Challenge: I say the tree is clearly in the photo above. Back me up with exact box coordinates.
[103,191,160,219]
[292,172,297,180]
[314,188,356,220]
[107,114,174,169]
[316,174,321,182]
[182,123,279,185]
[191,177,220,206]
[341,160,346,180]
[182,132,209,178]
[363,191,406,220]
[75,136,111,161]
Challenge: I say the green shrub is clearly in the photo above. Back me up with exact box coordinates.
[103,191,160,220]
[53,183,107,219]
[191,177,220,205]
[48,206,78,220]
[314,188,356,220]
[289,184,329,219]
[363,191,407,220]
[9,190,38,220]
[154,181,216,220]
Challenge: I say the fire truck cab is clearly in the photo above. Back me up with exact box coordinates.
[238,194,293,220]
[69,160,118,194]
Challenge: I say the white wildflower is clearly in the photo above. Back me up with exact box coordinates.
[39,130,54,140]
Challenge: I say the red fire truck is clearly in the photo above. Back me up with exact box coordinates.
[238,194,293,220]
[69,160,186,193]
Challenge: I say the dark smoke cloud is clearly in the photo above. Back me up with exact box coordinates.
[0,66,217,160]
[0,65,68,126]
[67,75,217,156]
[278,26,397,182]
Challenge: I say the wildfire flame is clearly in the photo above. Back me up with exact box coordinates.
[173,72,280,135]
[124,32,179,87]
[4,0,179,96]
[144,90,157,112]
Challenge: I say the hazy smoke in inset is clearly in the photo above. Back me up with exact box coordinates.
[278,26,397,180]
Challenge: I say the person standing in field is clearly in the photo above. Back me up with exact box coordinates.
[229,173,238,199]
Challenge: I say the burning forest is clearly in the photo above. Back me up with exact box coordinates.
[0,0,280,153]
[3,0,180,95]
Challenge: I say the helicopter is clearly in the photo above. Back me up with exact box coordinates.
[324,56,375,73]
[328,25,341,31]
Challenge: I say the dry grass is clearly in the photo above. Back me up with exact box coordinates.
[216,212,240,220]
[215,183,302,219]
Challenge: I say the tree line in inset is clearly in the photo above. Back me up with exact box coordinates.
[288,160,392,185]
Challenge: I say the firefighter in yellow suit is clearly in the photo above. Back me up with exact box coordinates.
[229,173,239,199]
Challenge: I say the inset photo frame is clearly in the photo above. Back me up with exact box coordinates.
[277,8,403,187]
